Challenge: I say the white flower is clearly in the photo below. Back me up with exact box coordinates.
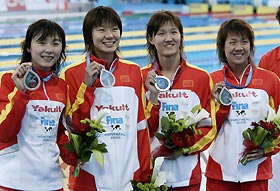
[266,104,280,122]
[151,157,166,187]
[184,107,209,127]
[95,108,112,123]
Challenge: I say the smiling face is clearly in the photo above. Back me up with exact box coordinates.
[149,21,181,59]
[224,32,250,68]
[91,23,121,58]
[28,34,63,72]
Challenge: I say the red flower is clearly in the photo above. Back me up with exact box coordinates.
[243,139,259,151]
[259,120,274,131]
[170,129,196,148]
[171,132,186,147]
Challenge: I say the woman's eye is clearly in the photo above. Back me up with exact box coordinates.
[53,42,61,46]
[37,41,45,45]
[97,28,104,32]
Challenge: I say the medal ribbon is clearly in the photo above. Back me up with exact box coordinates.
[224,65,252,89]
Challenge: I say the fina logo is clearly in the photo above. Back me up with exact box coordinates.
[231,101,248,117]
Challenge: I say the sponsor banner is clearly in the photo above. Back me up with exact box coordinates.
[0,0,65,12]
[5,0,26,11]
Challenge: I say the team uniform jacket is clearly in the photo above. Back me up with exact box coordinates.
[258,47,280,191]
[206,63,280,183]
[258,46,280,77]
[141,59,216,188]
[60,54,151,191]
[0,68,71,190]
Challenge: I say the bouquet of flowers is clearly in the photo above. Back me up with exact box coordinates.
[153,105,209,158]
[240,105,280,165]
[131,157,169,191]
[64,109,110,177]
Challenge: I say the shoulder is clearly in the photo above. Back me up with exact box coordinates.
[60,60,85,79]
[0,70,15,91]
[262,46,280,58]
[210,68,224,82]
[255,67,279,79]
[185,62,211,78]
[0,70,14,80]
[119,59,141,68]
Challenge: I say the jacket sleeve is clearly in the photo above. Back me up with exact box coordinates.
[69,83,96,133]
[57,116,78,166]
[133,67,152,182]
[188,74,217,155]
[258,54,269,70]
[264,75,280,156]
[61,67,96,133]
[145,100,161,137]
[0,72,29,149]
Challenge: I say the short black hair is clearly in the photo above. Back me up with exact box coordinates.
[276,6,280,24]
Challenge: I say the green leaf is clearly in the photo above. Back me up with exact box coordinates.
[81,150,92,163]
[64,142,75,152]
[72,158,82,177]
[191,105,200,114]
[91,149,105,168]
[91,138,98,148]
[161,116,170,132]
[155,133,165,141]
[254,126,268,146]
[97,143,108,153]
[69,133,82,156]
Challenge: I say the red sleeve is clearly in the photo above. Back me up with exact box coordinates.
[258,54,269,70]
[133,66,152,181]
[188,72,217,155]
[57,117,78,166]
[141,65,160,137]
[61,65,96,133]
[0,72,29,147]
[146,101,161,137]
[210,71,231,133]
[71,83,96,133]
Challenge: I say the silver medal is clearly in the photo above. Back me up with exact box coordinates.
[23,67,41,91]
[100,69,115,88]
[219,87,232,106]
[155,75,171,92]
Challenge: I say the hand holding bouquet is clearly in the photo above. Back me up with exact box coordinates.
[240,105,280,165]
[64,109,110,177]
[153,105,209,159]
[131,157,168,191]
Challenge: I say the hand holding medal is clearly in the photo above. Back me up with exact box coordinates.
[11,62,41,92]
[85,54,115,88]
[212,81,232,106]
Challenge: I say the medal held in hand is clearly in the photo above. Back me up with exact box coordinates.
[219,87,232,106]
[155,76,171,92]
[100,68,115,88]
[23,67,41,91]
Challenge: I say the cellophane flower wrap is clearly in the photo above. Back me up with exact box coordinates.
[131,157,169,191]
[64,109,110,177]
[240,105,280,165]
[153,105,209,158]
